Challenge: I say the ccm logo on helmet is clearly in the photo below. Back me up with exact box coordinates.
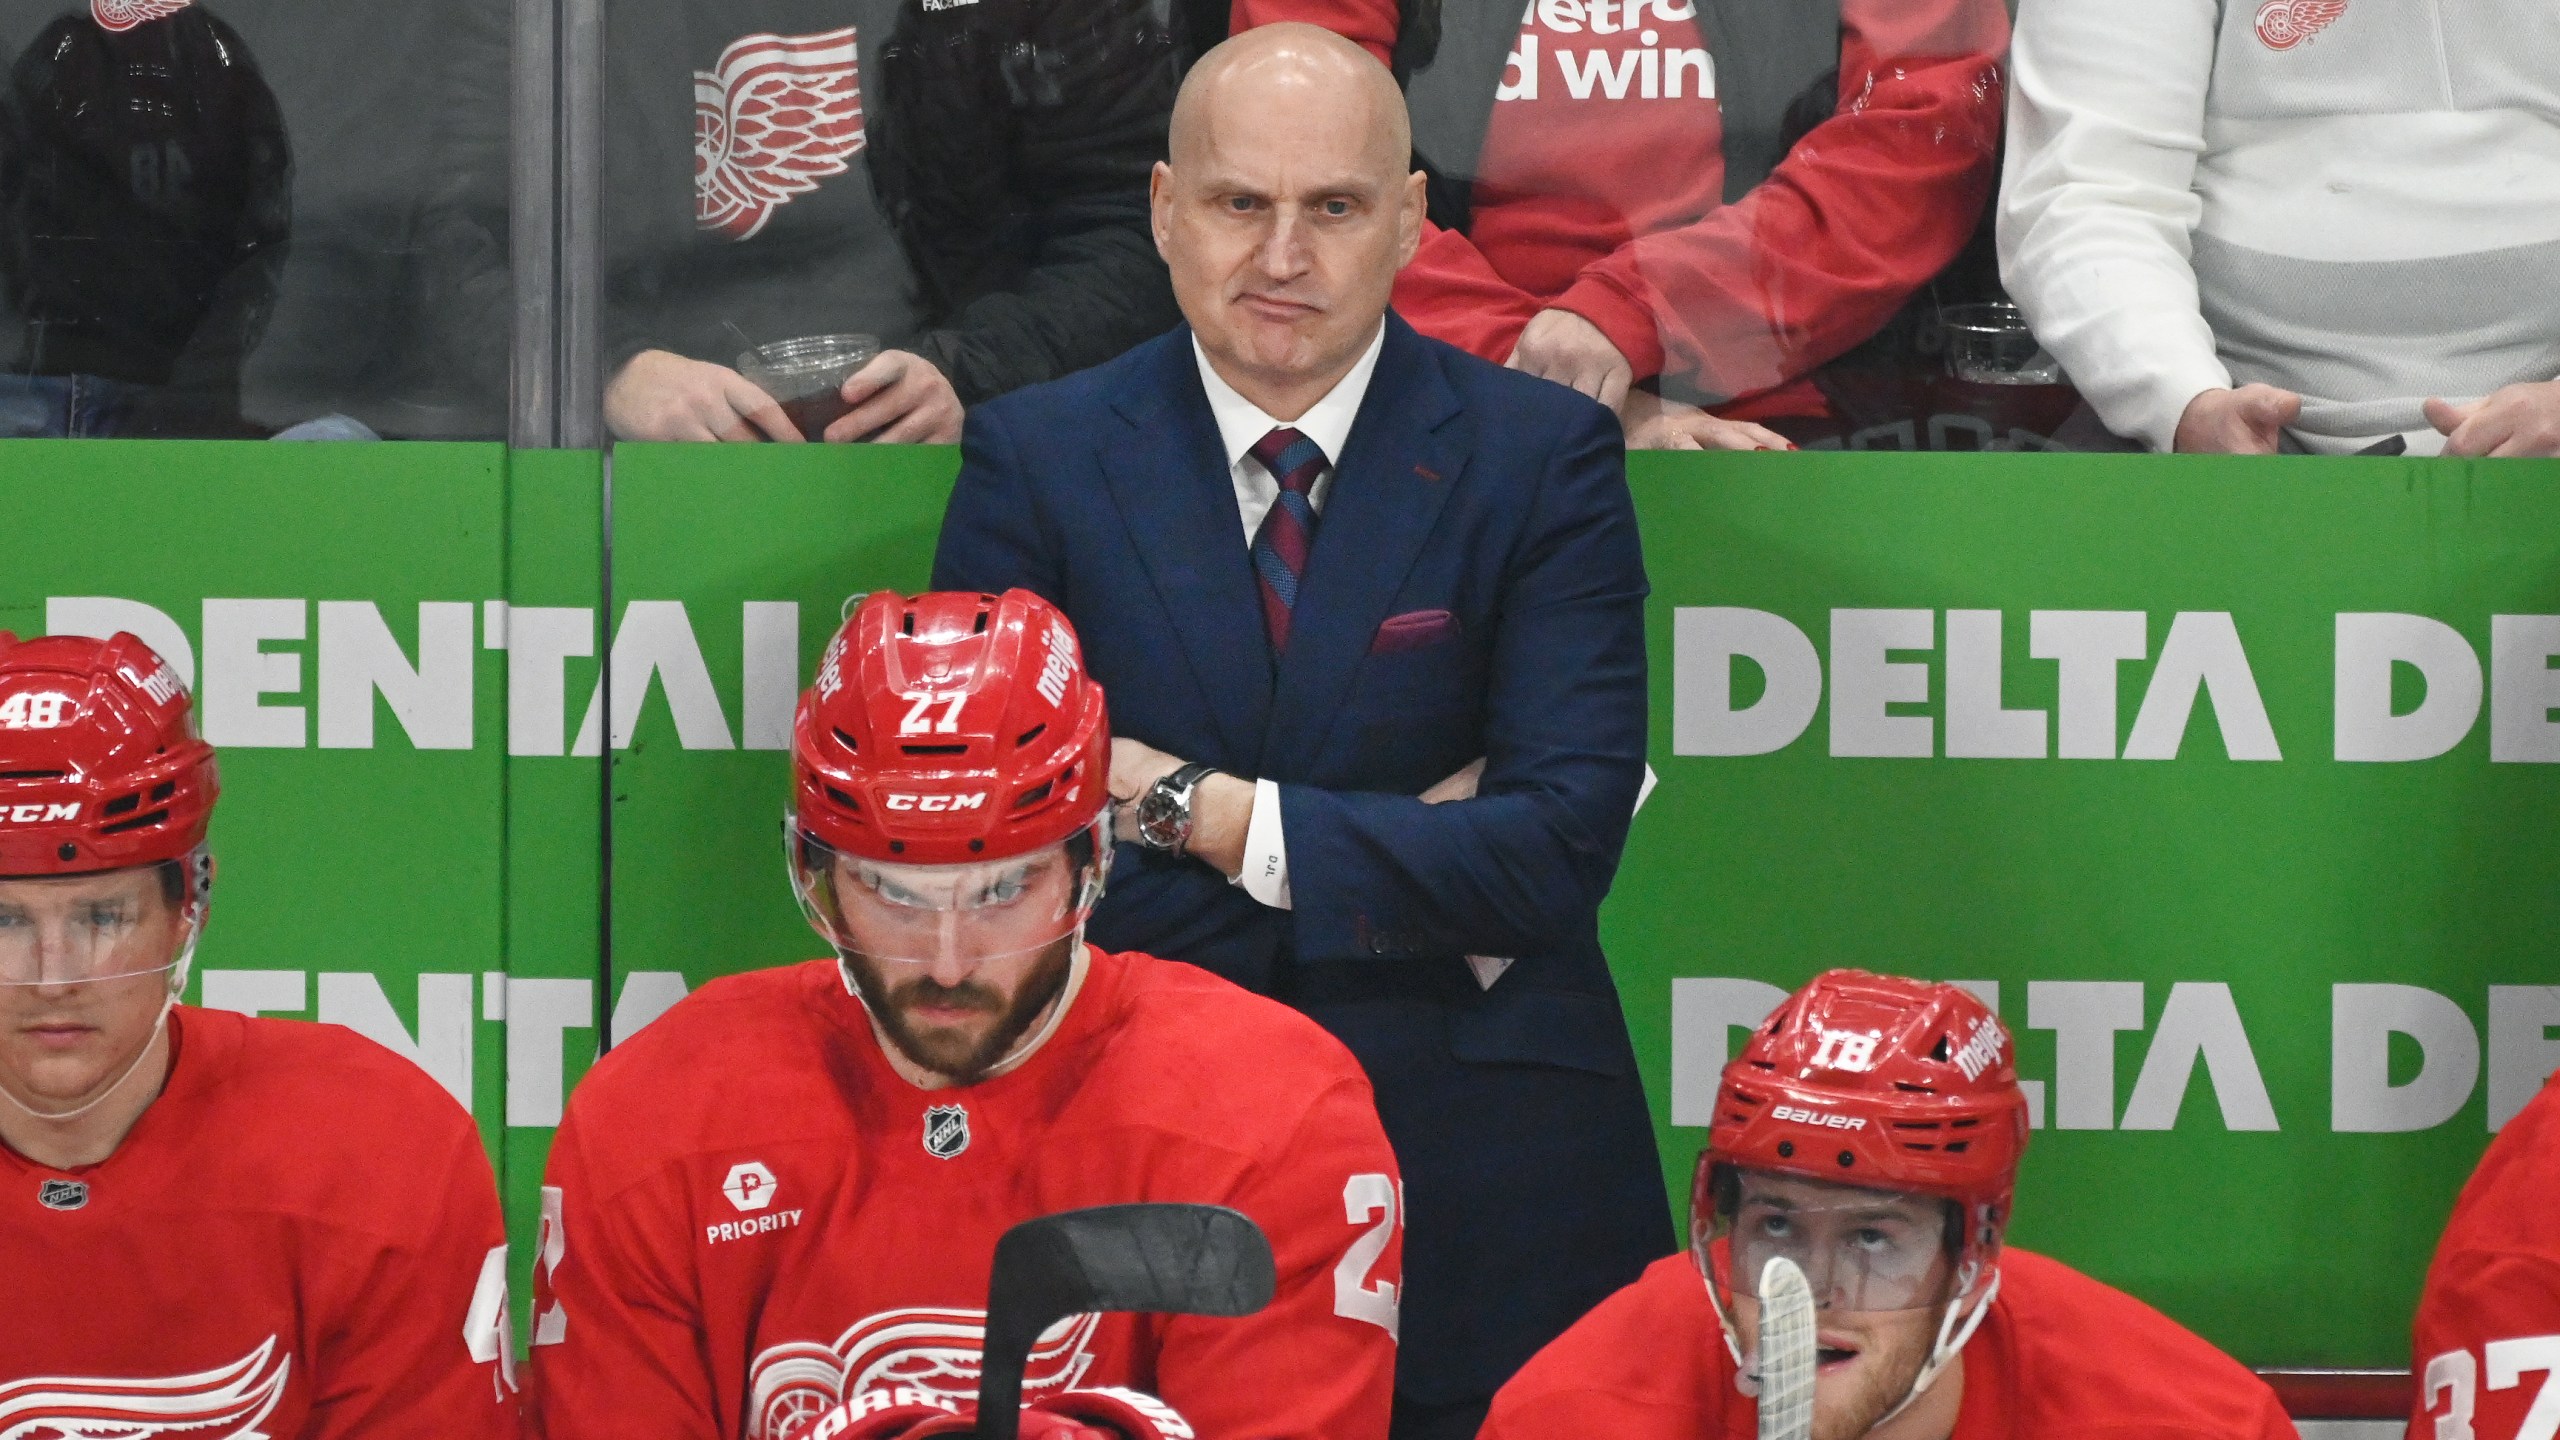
[1034,620,1077,708]
[1,803,81,825]
[883,793,987,813]
[1772,1104,1868,1131]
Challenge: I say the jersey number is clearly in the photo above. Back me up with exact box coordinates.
[2426,1336,2560,1440]
[899,691,968,735]
[464,1243,518,1392]
[1333,1173,1401,1338]
[531,1185,570,1347]
[0,691,72,729]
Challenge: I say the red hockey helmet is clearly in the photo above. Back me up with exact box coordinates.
[0,631,219,992]
[0,631,217,877]
[1692,971,2028,1402]
[1702,969,2028,1226]
[787,590,1111,967]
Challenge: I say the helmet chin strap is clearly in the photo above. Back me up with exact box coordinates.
[1869,1263,2001,1428]
[0,993,175,1123]
[837,923,1090,1082]
[1704,1252,2002,1421]
[0,873,204,1127]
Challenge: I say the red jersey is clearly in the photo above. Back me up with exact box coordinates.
[0,1006,515,1440]
[2410,1072,2560,1440]
[1238,0,2008,416]
[528,948,1401,1440]
[1483,1248,2296,1440]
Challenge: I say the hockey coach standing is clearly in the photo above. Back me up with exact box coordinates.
[931,22,1672,1438]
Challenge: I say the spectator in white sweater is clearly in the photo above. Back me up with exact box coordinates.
[1998,0,2560,456]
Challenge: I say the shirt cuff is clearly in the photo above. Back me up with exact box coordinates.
[1555,271,1670,382]
[1235,777,1292,910]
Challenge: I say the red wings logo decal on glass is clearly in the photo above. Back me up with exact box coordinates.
[90,0,193,32]
[745,1309,1101,1439]
[0,1336,292,1439]
[694,28,868,242]
[2254,0,2348,49]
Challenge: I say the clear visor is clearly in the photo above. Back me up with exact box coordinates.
[1710,1169,1961,1315]
[0,856,206,989]
[785,815,1103,970]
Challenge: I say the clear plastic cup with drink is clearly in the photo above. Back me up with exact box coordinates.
[737,333,882,440]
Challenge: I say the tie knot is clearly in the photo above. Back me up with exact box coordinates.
[1249,427,1328,495]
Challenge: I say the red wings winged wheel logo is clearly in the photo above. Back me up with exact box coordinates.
[2254,0,2348,50]
[694,28,868,242]
[90,0,194,32]
[0,1336,292,1440]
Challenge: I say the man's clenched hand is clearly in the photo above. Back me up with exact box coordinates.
[604,349,802,443]
[1507,309,1634,411]
[2173,384,2301,454]
[824,351,965,444]
[2426,381,2560,458]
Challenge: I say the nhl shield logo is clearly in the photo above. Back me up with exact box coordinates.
[922,1104,970,1160]
[38,1178,89,1210]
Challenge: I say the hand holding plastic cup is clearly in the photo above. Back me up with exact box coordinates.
[737,333,882,441]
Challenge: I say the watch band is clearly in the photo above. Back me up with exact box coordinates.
[1136,762,1219,856]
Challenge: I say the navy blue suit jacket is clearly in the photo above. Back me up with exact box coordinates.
[931,314,1675,1406]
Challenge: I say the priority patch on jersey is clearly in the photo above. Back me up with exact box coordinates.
[708,1208,805,1246]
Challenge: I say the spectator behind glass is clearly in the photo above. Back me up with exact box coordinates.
[594,0,1184,444]
[2001,0,2560,457]
[1234,0,2008,450]
[0,0,290,439]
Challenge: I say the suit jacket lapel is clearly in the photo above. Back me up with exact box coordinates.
[1102,329,1274,765]
[1262,316,1468,777]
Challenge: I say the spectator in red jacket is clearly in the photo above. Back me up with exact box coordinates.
[1235,0,2008,448]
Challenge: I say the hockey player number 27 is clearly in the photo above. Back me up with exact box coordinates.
[2425,1337,2560,1440]
[1334,1173,1401,1338]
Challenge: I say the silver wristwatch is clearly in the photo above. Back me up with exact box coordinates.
[1134,762,1220,855]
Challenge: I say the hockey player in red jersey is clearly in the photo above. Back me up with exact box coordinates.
[2409,1068,2560,1440]
[1482,969,2298,1440]
[0,631,514,1439]
[528,589,1402,1440]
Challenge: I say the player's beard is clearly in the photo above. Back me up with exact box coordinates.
[844,933,1077,1086]
[1808,1306,1940,1440]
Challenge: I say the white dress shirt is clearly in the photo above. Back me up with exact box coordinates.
[1189,324,1384,913]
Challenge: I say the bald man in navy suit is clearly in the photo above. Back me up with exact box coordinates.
[931,26,1674,1437]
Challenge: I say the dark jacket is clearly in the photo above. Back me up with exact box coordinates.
[0,4,290,435]
[933,316,1678,1408]
[599,0,1183,405]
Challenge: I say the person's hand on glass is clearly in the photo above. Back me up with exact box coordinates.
[823,351,964,444]
[2173,384,2300,454]
[2425,381,2560,458]
[1507,308,1633,411]
[604,349,803,443]
[1621,391,1794,451]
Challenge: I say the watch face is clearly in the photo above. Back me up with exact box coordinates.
[1136,787,1182,847]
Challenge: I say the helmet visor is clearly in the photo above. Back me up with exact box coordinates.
[786,816,1103,970]
[0,860,197,988]
[1708,1168,1960,1315]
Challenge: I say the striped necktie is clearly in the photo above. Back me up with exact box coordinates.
[1248,426,1328,652]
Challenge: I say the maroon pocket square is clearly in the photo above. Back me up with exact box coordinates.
[1371,609,1460,654]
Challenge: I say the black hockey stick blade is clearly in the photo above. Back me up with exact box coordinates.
[975,1203,1276,1440]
